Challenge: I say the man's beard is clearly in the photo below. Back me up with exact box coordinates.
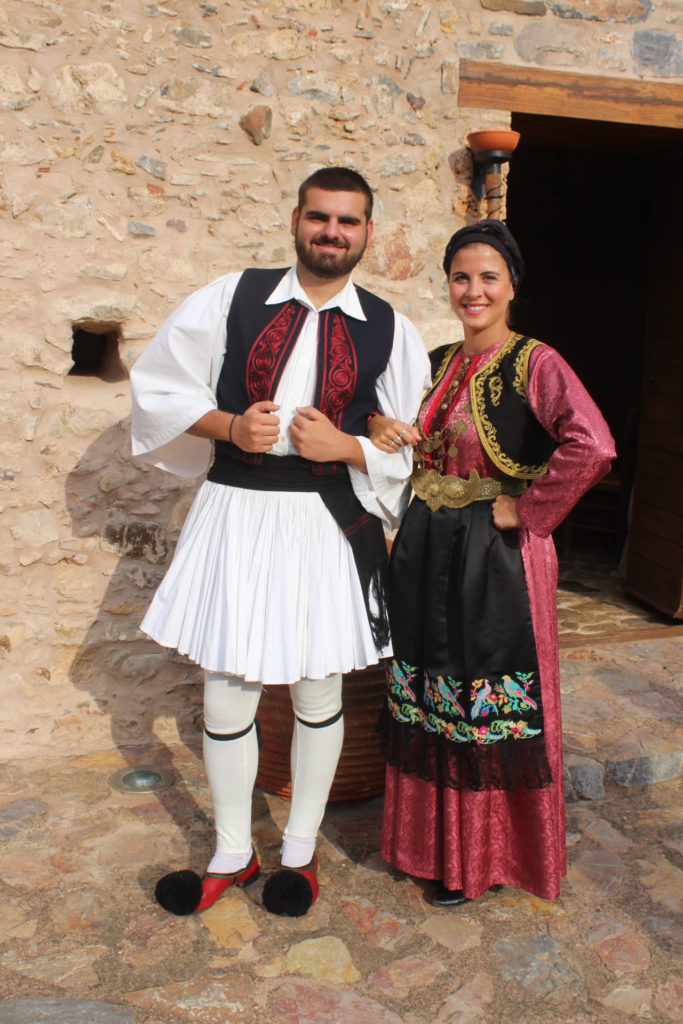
[294,231,367,279]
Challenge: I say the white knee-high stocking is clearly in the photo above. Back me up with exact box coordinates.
[202,671,344,873]
[282,674,344,867]
[202,670,261,874]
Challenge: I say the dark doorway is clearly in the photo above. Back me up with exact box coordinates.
[506,113,683,616]
[507,114,657,472]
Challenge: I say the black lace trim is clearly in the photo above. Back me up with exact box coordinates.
[378,702,552,792]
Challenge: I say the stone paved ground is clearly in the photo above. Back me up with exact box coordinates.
[1,567,682,1024]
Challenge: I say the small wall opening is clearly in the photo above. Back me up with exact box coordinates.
[69,322,128,382]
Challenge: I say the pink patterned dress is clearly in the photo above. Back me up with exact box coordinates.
[380,338,615,899]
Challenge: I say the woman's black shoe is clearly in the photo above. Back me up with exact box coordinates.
[431,883,503,907]
[431,884,471,907]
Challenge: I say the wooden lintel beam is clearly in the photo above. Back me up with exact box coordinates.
[458,60,683,131]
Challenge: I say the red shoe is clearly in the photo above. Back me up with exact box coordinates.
[155,850,260,916]
[197,849,261,911]
[262,856,319,917]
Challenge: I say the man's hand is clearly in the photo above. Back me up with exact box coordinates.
[290,406,366,470]
[232,401,280,452]
[492,494,522,531]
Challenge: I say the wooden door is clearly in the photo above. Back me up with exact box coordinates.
[625,157,683,618]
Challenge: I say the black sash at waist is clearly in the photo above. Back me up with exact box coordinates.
[208,449,352,492]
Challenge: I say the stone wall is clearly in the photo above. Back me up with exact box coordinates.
[1,0,681,760]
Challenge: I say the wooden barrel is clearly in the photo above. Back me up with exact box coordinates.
[255,662,387,803]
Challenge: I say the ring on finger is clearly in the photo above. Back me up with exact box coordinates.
[398,428,408,439]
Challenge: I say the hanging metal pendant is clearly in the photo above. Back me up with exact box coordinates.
[422,436,441,453]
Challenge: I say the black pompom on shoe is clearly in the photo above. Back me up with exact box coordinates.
[261,858,318,917]
[155,869,203,916]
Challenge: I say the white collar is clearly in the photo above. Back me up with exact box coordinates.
[265,266,367,321]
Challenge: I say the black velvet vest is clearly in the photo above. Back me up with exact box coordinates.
[212,268,394,475]
[430,333,558,479]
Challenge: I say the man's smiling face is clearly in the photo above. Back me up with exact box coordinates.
[291,186,373,280]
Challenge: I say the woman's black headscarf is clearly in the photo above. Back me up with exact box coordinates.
[442,220,525,290]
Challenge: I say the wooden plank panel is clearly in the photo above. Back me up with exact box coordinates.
[646,337,683,367]
[638,420,683,457]
[626,553,683,618]
[638,393,683,424]
[633,471,683,514]
[642,366,683,400]
[459,61,683,130]
[630,501,683,546]
[636,449,683,479]
[628,528,683,573]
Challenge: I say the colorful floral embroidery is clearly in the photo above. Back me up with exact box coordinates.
[386,658,542,746]
[470,679,499,719]
[387,659,418,703]
[471,673,537,719]
[425,675,466,719]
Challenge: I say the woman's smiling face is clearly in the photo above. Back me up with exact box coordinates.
[447,242,515,335]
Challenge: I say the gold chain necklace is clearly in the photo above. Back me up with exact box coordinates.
[414,354,475,472]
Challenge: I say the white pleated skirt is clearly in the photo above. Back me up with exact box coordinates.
[140,480,390,684]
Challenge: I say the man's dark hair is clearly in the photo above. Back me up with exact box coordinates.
[297,166,373,220]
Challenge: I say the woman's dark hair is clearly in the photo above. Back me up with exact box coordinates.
[297,166,374,220]
[442,220,525,289]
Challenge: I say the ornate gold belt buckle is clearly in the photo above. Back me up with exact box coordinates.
[413,468,482,511]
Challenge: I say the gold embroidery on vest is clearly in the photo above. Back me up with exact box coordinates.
[488,374,503,407]
[470,333,547,480]
[513,337,538,407]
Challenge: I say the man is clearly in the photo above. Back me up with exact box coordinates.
[131,166,429,917]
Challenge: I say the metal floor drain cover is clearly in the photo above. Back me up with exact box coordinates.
[108,766,174,793]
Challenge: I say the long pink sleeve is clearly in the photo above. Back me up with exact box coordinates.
[515,345,616,538]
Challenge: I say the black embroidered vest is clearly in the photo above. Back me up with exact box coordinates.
[430,333,558,479]
[212,268,394,474]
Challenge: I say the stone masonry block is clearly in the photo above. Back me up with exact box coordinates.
[480,0,547,16]
[606,751,683,787]
[0,1000,133,1024]
[565,754,606,801]
[550,0,652,22]
[515,21,590,65]
[632,29,683,76]
[239,106,273,145]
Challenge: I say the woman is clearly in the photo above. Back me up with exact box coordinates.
[371,220,615,905]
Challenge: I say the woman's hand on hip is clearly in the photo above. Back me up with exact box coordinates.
[368,414,420,453]
[492,495,522,530]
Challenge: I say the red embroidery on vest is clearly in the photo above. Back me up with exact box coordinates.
[246,302,304,403]
[319,311,358,427]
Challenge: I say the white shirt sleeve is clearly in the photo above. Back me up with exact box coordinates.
[348,312,430,529]
[130,273,242,477]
